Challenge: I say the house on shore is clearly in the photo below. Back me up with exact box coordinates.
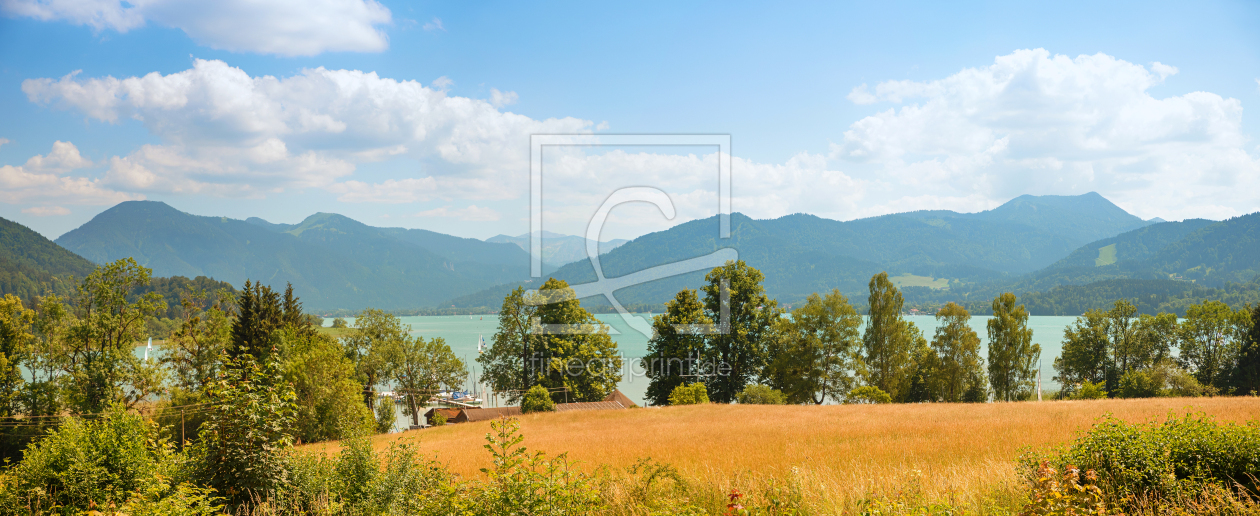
[423,389,635,427]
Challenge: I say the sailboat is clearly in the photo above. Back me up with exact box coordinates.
[143,337,152,361]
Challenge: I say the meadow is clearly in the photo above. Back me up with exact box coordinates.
[304,397,1260,513]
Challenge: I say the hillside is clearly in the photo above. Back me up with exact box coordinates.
[449,193,1158,308]
[56,201,535,310]
[486,231,628,266]
[0,215,97,302]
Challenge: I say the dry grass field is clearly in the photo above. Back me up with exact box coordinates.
[304,397,1260,511]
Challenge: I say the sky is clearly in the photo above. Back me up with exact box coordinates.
[1,0,1258,241]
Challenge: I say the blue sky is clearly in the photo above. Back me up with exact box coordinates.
[1,0,1258,240]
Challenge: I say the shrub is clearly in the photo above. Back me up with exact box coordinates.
[195,354,297,506]
[331,318,348,328]
[736,384,786,405]
[845,385,891,404]
[521,385,556,413]
[1070,380,1107,400]
[1023,412,1260,510]
[668,383,709,405]
[1020,461,1114,516]
[375,397,397,433]
[1117,370,1157,398]
[473,417,604,514]
[0,405,175,512]
[432,411,447,426]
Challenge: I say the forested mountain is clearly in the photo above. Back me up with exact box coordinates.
[486,231,628,266]
[56,201,536,310]
[452,193,1164,309]
[0,215,96,302]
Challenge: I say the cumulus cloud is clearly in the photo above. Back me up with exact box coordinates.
[24,140,92,172]
[833,48,1260,220]
[22,206,71,216]
[0,141,139,205]
[0,138,10,147]
[24,59,591,197]
[0,0,392,56]
[415,205,500,221]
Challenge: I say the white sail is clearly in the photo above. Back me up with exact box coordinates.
[144,337,152,361]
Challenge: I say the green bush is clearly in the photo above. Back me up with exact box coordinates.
[1117,370,1157,398]
[331,317,348,328]
[668,383,709,405]
[736,384,786,405]
[845,386,892,404]
[0,405,179,513]
[1023,412,1260,509]
[1070,380,1107,400]
[432,412,447,426]
[521,385,556,413]
[473,417,604,514]
[375,398,397,434]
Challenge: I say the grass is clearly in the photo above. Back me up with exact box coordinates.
[890,273,950,290]
[1095,243,1118,266]
[302,397,1260,512]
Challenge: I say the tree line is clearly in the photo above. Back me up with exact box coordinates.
[478,260,1260,406]
[0,257,467,464]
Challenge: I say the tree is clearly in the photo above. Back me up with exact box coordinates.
[930,302,986,403]
[478,286,540,404]
[392,335,467,427]
[532,278,623,402]
[987,293,1041,402]
[162,288,231,393]
[281,328,374,443]
[1232,304,1260,395]
[342,308,407,409]
[845,385,891,404]
[764,289,862,404]
[1130,312,1178,372]
[1054,309,1110,396]
[701,261,780,403]
[1105,300,1139,385]
[861,272,918,401]
[63,258,167,414]
[0,294,34,421]
[1178,300,1248,390]
[228,280,282,362]
[642,289,711,406]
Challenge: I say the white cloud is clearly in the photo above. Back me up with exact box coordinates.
[415,205,500,221]
[422,17,444,32]
[24,59,591,197]
[489,88,518,108]
[0,141,139,205]
[0,138,10,147]
[833,48,1260,221]
[22,206,71,216]
[24,140,92,172]
[0,0,392,56]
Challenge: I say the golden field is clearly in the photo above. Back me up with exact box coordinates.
[304,397,1260,511]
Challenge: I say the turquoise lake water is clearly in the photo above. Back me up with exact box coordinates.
[328,314,1081,409]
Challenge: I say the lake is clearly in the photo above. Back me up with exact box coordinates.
[328,314,1082,408]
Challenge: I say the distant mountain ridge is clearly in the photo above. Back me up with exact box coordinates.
[56,201,540,310]
[486,231,629,266]
[451,192,1164,308]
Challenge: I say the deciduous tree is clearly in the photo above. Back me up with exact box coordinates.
[987,293,1041,402]
[765,289,861,404]
[861,272,918,401]
[701,261,779,403]
[930,302,986,403]
[642,289,711,406]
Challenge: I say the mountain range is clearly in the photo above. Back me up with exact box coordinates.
[4,192,1258,315]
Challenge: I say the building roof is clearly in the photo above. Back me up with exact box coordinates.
[460,406,522,422]
[555,401,625,412]
[602,389,637,408]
